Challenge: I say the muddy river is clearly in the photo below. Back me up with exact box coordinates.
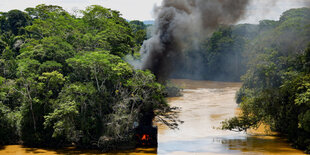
[0,79,305,155]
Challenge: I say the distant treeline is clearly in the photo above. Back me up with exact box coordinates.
[167,8,310,82]
[2,3,310,153]
[0,4,176,150]
[221,8,310,153]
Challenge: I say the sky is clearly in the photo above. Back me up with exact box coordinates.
[0,0,309,23]
[0,0,162,21]
[240,0,310,23]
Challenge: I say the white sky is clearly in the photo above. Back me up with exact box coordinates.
[0,0,309,23]
[240,0,310,23]
[0,0,162,20]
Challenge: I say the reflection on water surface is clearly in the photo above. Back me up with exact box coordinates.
[0,79,305,155]
[157,79,304,155]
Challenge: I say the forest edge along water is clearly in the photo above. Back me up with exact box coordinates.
[0,79,304,154]
[157,79,304,155]
[0,3,310,154]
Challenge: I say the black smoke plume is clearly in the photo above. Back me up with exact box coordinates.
[139,0,250,81]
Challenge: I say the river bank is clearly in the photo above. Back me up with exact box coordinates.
[157,79,304,154]
[0,79,304,154]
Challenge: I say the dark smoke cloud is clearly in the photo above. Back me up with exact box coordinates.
[139,0,250,81]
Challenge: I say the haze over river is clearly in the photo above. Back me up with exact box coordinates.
[0,79,304,155]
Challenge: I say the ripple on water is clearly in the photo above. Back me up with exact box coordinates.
[0,79,305,155]
[158,79,305,155]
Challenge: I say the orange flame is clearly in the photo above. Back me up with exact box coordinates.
[141,134,150,141]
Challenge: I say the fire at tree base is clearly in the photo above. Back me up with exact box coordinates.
[135,110,158,147]
[135,126,158,147]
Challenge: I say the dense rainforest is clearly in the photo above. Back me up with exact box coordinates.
[0,4,178,150]
[171,8,309,82]
[164,7,310,153]
[221,8,310,153]
[163,7,310,153]
[1,3,310,153]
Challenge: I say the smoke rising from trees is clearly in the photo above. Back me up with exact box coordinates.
[138,0,250,81]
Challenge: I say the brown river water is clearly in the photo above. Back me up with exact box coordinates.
[0,79,305,155]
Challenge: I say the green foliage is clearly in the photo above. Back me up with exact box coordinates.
[222,8,310,153]
[20,36,74,63]
[172,8,310,82]
[0,9,31,35]
[41,51,168,148]
[44,100,79,141]
[280,8,310,23]
[0,102,19,144]
[0,4,167,149]
[173,25,248,81]
[39,61,63,73]
[82,5,135,57]
[67,51,132,83]
[129,20,147,45]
